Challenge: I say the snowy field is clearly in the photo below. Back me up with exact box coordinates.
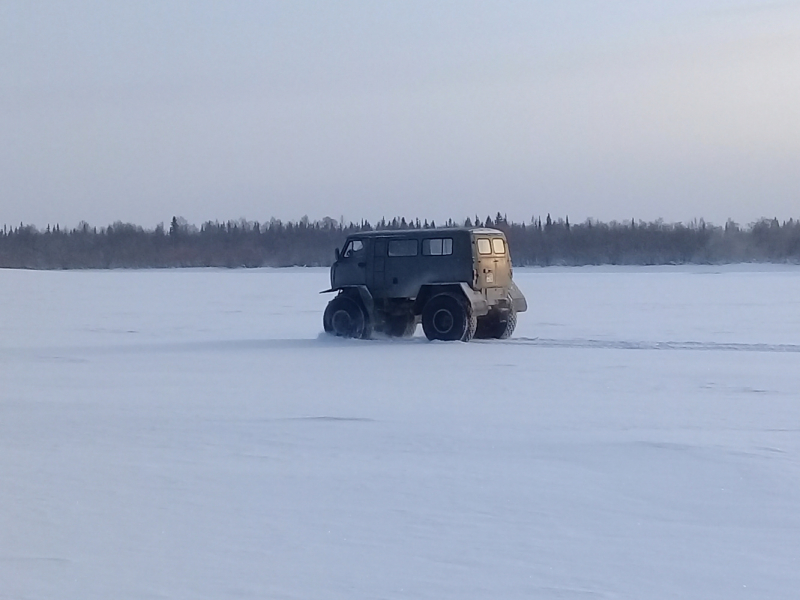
[2,265,800,600]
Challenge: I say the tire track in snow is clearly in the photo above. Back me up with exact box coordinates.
[507,337,800,353]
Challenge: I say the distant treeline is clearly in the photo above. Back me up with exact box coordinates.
[2,214,800,269]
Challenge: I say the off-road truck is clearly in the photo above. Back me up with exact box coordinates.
[322,228,527,341]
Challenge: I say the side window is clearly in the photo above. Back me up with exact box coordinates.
[387,239,418,257]
[342,239,364,258]
[491,238,506,255]
[477,238,492,255]
[422,238,453,256]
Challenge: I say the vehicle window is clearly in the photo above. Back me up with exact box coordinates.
[422,238,453,256]
[477,238,492,255]
[491,238,506,255]
[387,239,418,257]
[343,239,364,258]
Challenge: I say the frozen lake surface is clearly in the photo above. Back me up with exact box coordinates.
[2,265,800,599]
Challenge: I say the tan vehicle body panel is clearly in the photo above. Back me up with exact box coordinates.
[469,230,527,313]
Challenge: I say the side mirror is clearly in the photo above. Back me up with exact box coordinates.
[335,247,340,261]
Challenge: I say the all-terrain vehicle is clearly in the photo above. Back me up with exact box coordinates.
[322,228,527,341]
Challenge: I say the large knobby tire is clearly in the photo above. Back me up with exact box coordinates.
[495,309,517,339]
[422,294,476,342]
[475,309,517,340]
[474,315,495,339]
[323,295,371,339]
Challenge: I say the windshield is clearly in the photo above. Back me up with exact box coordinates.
[342,239,364,258]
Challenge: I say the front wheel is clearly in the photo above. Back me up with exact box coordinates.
[421,294,475,342]
[323,295,371,339]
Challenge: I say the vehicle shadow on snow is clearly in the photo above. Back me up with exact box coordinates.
[314,332,522,345]
[315,332,430,345]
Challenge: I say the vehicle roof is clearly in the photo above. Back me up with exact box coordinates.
[346,227,504,239]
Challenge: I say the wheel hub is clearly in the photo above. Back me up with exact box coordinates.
[432,308,454,334]
[332,309,353,335]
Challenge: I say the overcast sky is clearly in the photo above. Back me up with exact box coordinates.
[2,1,799,228]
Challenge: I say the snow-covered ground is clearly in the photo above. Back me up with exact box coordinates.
[2,265,800,600]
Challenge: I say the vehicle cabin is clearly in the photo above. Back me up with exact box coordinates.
[323,227,525,341]
[331,228,512,300]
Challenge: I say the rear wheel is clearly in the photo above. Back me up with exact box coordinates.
[474,315,495,339]
[421,294,475,342]
[495,309,517,339]
[323,295,371,339]
[474,309,517,339]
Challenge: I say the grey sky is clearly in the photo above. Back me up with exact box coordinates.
[2,1,799,228]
